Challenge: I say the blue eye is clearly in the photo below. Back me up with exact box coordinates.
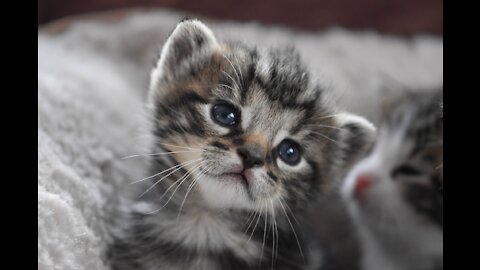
[278,139,301,165]
[211,103,239,127]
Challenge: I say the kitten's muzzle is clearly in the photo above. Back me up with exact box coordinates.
[237,144,265,169]
[354,173,375,199]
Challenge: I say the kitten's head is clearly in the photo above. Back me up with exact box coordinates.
[149,19,375,212]
[341,89,443,253]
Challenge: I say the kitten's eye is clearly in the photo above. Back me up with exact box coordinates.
[211,103,240,127]
[392,165,422,178]
[278,139,301,165]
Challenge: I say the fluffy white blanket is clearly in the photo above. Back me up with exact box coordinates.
[38,9,442,270]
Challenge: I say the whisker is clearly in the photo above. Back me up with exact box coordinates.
[242,210,258,230]
[158,143,203,151]
[138,159,202,198]
[162,162,204,201]
[223,55,242,90]
[244,209,259,235]
[122,150,203,159]
[259,201,268,266]
[304,124,345,131]
[280,198,302,232]
[307,131,338,144]
[278,198,304,261]
[247,204,263,243]
[221,70,240,90]
[269,199,277,269]
[317,113,343,120]
[147,162,206,214]
[217,83,235,91]
[176,166,209,220]
[130,158,201,185]
[233,54,245,90]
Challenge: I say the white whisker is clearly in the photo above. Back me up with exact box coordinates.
[244,209,259,235]
[223,54,242,90]
[147,162,206,214]
[317,113,343,120]
[280,198,302,231]
[176,165,209,220]
[278,198,304,261]
[221,70,240,90]
[242,210,258,230]
[233,54,245,90]
[158,143,203,151]
[122,150,203,159]
[138,159,202,198]
[217,83,235,91]
[130,158,201,185]
[247,204,263,243]
[304,124,345,131]
[269,199,277,269]
[307,131,338,144]
[260,201,268,266]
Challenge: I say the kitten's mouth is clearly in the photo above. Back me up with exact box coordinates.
[222,172,249,186]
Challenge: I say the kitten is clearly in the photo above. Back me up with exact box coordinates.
[107,19,375,270]
[341,89,443,270]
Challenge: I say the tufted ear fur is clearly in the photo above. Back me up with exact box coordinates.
[149,19,218,102]
[327,113,377,188]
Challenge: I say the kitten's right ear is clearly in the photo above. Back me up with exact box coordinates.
[159,19,218,69]
[149,19,218,99]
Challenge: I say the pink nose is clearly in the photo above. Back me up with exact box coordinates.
[354,174,374,198]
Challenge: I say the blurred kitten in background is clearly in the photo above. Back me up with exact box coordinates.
[342,89,443,270]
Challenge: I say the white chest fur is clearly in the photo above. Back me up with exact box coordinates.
[136,202,261,262]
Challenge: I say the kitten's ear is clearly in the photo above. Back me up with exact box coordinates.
[328,113,377,183]
[149,19,218,99]
[159,19,217,69]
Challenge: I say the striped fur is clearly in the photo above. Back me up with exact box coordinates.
[341,89,443,270]
[107,19,376,270]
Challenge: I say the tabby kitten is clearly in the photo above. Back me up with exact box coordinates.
[341,90,443,270]
[107,19,375,270]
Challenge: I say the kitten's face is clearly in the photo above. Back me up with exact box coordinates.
[150,20,374,212]
[341,90,443,252]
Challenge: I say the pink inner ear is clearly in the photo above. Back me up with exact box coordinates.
[354,174,374,199]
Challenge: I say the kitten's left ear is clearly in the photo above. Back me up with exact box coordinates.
[149,19,218,99]
[328,113,377,183]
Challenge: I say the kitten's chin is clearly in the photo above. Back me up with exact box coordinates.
[197,174,257,210]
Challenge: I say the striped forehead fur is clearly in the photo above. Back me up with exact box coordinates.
[149,21,323,111]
